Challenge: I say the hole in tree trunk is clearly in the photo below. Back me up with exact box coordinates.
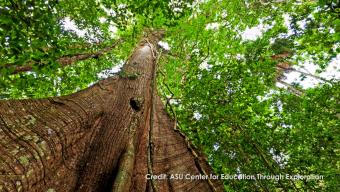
[130,97,141,111]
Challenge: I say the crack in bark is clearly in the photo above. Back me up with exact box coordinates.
[112,114,139,192]
[147,39,159,192]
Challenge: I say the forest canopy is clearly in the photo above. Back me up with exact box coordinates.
[0,0,339,191]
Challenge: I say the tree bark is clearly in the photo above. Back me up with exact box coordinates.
[0,31,224,192]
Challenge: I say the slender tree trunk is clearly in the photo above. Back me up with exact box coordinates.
[0,31,224,192]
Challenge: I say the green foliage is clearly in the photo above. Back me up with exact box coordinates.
[158,0,339,191]
[1,0,339,191]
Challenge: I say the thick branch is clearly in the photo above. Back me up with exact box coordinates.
[5,39,123,74]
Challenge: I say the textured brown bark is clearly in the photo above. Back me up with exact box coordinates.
[0,31,224,191]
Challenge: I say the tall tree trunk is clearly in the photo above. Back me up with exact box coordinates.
[0,31,224,192]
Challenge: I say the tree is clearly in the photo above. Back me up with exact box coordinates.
[1,0,339,191]
[0,30,224,191]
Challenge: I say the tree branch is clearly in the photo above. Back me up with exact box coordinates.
[277,80,304,96]
[277,64,334,83]
[4,39,124,74]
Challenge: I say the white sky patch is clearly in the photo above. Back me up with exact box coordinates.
[283,13,294,36]
[62,16,118,40]
[214,73,221,79]
[266,122,273,128]
[53,76,62,96]
[168,0,186,14]
[158,41,170,51]
[192,48,200,55]
[62,17,102,42]
[199,59,212,70]
[277,10,339,90]
[169,99,179,105]
[97,60,124,79]
[321,55,340,80]
[276,100,283,112]
[173,7,183,13]
[236,167,241,174]
[297,19,307,30]
[25,71,37,78]
[109,25,118,38]
[282,124,293,129]
[62,17,86,37]
[329,27,335,34]
[205,22,220,30]
[213,143,220,151]
[242,26,264,40]
[241,19,274,41]
[241,13,302,41]
[100,5,116,17]
[269,148,289,169]
[99,17,107,23]
[257,89,280,102]
[117,3,127,9]
[332,42,339,52]
[228,151,236,159]
[236,54,245,60]
[187,0,205,20]
[193,111,202,120]
[276,81,285,88]
[221,10,228,18]
[281,55,340,89]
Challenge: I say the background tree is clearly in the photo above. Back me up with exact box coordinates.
[0,0,339,191]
